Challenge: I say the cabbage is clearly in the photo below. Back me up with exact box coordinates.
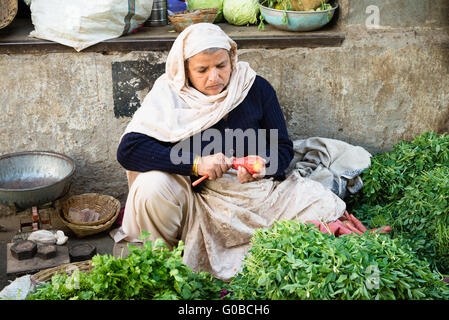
[223,0,259,26]
[187,0,225,23]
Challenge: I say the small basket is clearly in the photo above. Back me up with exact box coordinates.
[62,193,120,226]
[59,193,121,237]
[0,0,18,30]
[32,260,93,283]
[168,8,218,33]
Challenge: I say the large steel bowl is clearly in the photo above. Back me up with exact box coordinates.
[0,151,75,210]
[259,2,338,32]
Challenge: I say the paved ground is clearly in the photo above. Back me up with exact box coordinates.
[0,205,116,292]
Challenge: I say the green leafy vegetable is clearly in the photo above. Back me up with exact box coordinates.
[349,132,449,207]
[225,220,449,300]
[348,132,449,273]
[223,0,259,26]
[27,233,224,300]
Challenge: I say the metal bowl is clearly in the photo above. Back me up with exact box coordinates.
[0,151,75,210]
[259,3,338,32]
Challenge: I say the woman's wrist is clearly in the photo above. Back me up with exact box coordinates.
[191,155,201,176]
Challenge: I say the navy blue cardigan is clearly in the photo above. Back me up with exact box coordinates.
[117,75,294,186]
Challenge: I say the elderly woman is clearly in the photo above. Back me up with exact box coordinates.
[116,23,345,281]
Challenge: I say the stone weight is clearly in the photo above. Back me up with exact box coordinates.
[69,243,97,262]
[10,240,37,260]
[37,244,57,260]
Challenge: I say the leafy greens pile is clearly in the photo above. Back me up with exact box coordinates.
[348,132,449,273]
[226,220,449,300]
[27,233,224,300]
[27,220,448,300]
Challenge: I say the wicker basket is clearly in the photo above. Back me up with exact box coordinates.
[62,193,120,226]
[59,193,120,237]
[0,0,17,29]
[168,8,218,33]
[32,260,93,283]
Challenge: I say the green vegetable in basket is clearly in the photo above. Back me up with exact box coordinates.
[316,0,332,10]
[223,0,259,26]
[187,0,225,22]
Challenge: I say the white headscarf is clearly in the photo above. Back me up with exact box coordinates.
[122,23,257,143]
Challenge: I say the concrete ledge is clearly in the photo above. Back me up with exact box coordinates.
[0,20,345,54]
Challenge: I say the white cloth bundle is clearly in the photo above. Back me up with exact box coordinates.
[286,137,372,199]
[28,230,68,245]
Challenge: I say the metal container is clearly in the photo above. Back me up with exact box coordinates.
[0,151,75,210]
[259,2,338,32]
[146,0,167,26]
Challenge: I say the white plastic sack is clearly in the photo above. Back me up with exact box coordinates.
[28,229,57,244]
[27,229,68,245]
[0,275,37,300]
[28,0,154,51]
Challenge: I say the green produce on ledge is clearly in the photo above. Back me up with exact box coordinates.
[262,0,330,11]
[223,0,259,26]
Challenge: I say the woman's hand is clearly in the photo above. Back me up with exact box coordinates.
[237,159,266,184]
[197,153,234,180]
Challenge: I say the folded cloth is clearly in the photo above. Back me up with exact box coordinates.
[286,137,372,199]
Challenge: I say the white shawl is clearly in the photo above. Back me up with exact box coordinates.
[122,23,257,143]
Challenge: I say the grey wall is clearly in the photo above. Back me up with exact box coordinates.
[343,0,449,28]
[0,0,448,207]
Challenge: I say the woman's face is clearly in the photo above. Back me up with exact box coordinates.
[186,49,232,96]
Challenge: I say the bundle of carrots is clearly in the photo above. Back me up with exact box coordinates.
[306,211,391,237]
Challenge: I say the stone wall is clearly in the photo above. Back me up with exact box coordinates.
[0,0,448,205]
